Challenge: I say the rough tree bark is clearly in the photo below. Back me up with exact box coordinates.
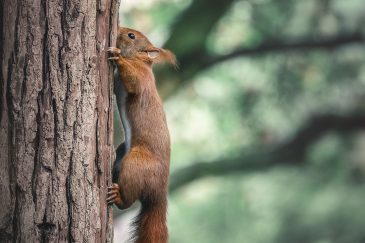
[0,0,119,242]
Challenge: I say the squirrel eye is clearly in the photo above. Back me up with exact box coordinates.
[128,33,135,39]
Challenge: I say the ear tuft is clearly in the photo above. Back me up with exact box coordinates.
[158,49,178,68]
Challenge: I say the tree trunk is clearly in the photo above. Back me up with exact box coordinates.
[0,0,119,242]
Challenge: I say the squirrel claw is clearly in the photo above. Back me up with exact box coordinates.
[107,47,121,62]
[107,47,121,54]
[107,183,122,205]
[107,194,117,203]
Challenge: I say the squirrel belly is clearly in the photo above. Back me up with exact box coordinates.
[112,69,132,183]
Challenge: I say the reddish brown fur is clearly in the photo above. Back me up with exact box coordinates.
[107,27,175,243]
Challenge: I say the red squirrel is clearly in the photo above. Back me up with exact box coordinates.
[107,27,176,243]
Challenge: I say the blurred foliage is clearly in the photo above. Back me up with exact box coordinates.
[115,0,365,242]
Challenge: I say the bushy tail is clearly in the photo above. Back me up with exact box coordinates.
[131,200,168,243]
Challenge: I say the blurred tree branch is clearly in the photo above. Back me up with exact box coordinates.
[169,110,365,192]
[157,0,364,98]
[204,32,365,68]
[158,0,236,98]
[159,32,364,98]
[163,0,235,57]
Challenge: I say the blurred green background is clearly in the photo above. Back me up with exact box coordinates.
[114,0,365,242]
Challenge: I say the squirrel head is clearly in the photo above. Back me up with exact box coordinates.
[117,27,177,67]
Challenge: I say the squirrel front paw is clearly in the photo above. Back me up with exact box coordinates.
[107,47,121,60]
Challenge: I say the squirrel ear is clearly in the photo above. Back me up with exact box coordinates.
[147,50,160,59]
